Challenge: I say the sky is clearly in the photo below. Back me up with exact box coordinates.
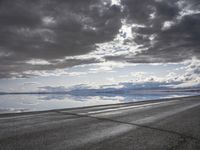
[0,0,200,92]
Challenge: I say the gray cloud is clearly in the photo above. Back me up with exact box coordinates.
[0,0,121,59]
[0,57,99,78]
[106,0,200,63]
[0,0,121,78]
[0,0,200,78]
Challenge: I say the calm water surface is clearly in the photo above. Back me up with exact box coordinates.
[0,92,199,113]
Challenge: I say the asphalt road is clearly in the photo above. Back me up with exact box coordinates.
[0,96,200,150]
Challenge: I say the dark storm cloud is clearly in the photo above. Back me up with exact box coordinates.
[121,0,179,24]
[106,0,200,63]
[1,0,200,78]
[0,0,121,59]
[0,0,121,78]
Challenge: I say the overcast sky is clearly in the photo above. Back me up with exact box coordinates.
[0,0,200,92]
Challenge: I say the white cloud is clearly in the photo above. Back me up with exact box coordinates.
[26,59,50,65]
[61,22,144,64]
[111,0,121,6]
[164,58,200,87]
[42,16,56,26]
[106,77,115,82]
[88,61,137,74]
[129,72,163,83]
[162,21,175,30]
[23,69,87,77]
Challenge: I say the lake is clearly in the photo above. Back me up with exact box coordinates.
[0,91,199,114]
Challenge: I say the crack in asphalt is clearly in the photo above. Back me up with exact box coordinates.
[55,110,200,143]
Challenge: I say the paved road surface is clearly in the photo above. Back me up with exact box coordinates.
[0,96,200,150]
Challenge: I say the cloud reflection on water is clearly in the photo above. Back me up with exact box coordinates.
[0,91,199,114]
